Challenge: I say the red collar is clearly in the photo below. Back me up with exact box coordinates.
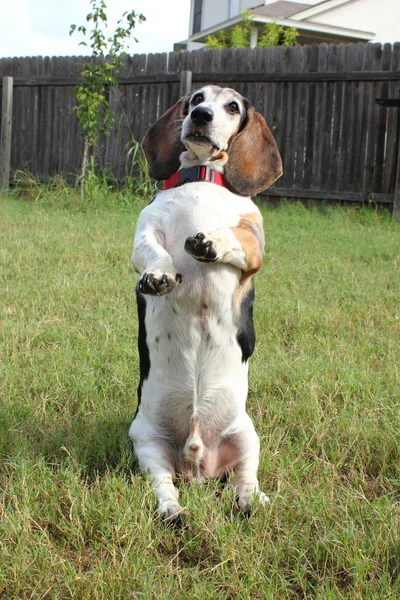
[163,166,227,190]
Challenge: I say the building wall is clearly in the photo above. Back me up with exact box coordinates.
[309,0,400,43]
[202,0,229,30]
[188,0,194,36]
[240,0,262,11]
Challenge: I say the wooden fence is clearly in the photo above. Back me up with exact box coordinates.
[1,43,400,210]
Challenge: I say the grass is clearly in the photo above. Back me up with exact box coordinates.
[0,191,399,599]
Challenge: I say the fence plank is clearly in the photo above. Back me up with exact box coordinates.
[354,44,370,194]
[302,44,319,190]
[372,43,393,193]
[364,44,384,195]
[311,44,328,191]
[292,45,309,191]
[0,76,13,193]
[328,44,345,191]
[284,45,303,190]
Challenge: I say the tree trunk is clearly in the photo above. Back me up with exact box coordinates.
[80,138,89,199]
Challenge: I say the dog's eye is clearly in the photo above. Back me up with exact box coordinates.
[227,101,240,114]
[192,94,204,106]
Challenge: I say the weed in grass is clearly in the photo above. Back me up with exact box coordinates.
[0,195,399,598]
[11,140,153,212]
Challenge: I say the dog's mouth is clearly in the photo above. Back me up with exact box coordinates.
[183,132,220,151]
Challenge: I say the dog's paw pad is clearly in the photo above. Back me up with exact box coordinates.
[184,232,218,262]
[138,271,182,296]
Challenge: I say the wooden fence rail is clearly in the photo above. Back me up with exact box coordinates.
[0,43,399,210]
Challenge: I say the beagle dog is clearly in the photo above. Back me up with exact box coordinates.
[130,85,282,522]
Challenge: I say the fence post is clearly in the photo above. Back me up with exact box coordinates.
[250,28,258,49]
[0,76,13,195]
[180,70,192,98]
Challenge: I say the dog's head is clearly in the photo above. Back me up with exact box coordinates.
[142,85,283,197]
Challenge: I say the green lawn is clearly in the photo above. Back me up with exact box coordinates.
[1,194,399,599]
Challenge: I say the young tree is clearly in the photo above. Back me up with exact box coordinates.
[205,10,299,50]
[205,9,254,49]
[258,23,299,47]
[70,1,145,197]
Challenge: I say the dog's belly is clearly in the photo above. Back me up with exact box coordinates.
[138,258,249,445]
[140,295,249,443]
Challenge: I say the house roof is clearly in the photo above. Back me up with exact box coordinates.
[253,2,312,20]
[253,0,355,21]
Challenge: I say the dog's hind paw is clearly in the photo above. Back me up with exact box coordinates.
[238,490,270,515]
[158,501,187,526]
[138,270,182,296]
[185,233,218,262]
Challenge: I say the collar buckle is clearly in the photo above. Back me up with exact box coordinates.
[179,166,202,185]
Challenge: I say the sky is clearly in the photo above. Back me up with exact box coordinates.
[0,0,191,58]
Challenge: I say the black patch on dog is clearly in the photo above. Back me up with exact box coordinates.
[135,287,151,417]
[236,281,256,363]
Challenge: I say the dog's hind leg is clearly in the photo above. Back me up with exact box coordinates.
[130,419,184,522]
[135,439,185,522]
[224,415,269,514]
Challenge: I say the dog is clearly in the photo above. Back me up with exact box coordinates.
[129,85,282,522]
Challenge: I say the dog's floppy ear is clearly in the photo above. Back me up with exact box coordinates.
[142,96,189,180]
[225,106,283,197]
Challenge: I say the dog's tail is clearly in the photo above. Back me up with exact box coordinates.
[183,416,204,464]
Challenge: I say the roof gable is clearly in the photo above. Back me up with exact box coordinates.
[289,0,355,21]
[253,2,311,19]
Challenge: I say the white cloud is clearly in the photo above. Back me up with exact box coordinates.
[0,0,191,58]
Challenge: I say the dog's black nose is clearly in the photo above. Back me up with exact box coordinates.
[191,106,214,126]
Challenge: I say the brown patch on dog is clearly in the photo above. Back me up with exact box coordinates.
[142,96,189,180]
[233,275,254,314]
[225,106,283,197]
[231,212,264,282]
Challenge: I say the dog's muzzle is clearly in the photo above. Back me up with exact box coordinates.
[185,106,220,151]
[190,106,214,127]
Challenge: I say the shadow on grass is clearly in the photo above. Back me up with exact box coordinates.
[1,408,139,483]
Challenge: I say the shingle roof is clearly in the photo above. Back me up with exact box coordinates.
[253,1,312,19]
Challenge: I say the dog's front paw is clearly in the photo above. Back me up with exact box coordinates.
[138,270,182,296]
[184,232,218,263]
